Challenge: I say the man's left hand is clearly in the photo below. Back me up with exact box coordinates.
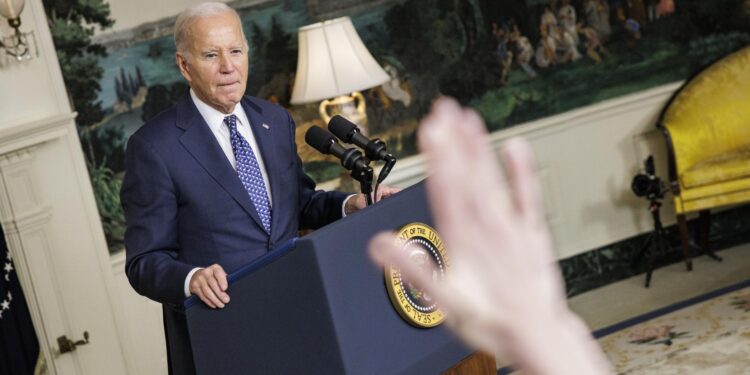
[345,185,401,215]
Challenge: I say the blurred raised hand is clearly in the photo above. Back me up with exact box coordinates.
[368,97,610,375]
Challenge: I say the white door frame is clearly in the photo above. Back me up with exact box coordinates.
[0,113,133,374]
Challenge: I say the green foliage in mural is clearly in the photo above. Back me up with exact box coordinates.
[88,162,125,246]
[88,126,126,173]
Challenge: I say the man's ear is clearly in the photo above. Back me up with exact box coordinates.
[176,52,191,82]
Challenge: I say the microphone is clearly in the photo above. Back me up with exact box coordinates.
[306,126,375,206]
[305,126,370,174]
[327,115,397,185]
[328,115,391,162]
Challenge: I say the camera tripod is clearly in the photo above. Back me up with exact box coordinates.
[631,198,669,288]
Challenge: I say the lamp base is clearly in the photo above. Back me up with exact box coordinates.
[319,91,370,135]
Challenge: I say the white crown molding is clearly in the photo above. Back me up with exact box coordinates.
[0,112,76,155]
[380,81,684,188]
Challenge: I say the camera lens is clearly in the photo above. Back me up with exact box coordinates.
[631,174,652,197]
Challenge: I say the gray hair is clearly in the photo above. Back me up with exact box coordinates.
[174,2,246,57]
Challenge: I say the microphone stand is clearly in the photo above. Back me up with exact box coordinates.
[350,161,374,206]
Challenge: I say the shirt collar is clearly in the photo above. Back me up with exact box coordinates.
[189,89,249,132]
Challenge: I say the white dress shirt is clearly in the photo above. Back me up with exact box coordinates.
[189,89,272,204]
[183,91,353,297]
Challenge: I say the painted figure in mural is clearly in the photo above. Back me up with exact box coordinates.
[492,22,514,86]
[380,64,412,108]
[509,23,538,79]
[617,5,642,51]
[120,3,398,374]
[558,0,579,46]
[535,38,554,69]
[540,5,559,37]
[554,25,582,63]
[368,97,612,374]
[584,0,612,43]
[577,22,609,64]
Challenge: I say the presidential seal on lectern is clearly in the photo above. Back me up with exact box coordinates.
[384,222,450,328]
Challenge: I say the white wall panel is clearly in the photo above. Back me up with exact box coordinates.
[383,82,684,260]
[0,0,69,129]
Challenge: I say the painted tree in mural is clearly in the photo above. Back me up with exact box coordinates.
[141,81,189,122]
[43,0,125,249]
[247,16,296,105]
[43,0,113,132]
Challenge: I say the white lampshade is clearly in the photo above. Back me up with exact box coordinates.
[0,0,24,20]
[291,17,389,104]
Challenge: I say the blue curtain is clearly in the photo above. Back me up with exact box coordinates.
[0,230,39,375]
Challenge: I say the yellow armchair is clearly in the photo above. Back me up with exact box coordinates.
[660,45,750,270]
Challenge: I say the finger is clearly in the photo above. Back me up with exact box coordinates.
[201,284,225,309]
[501,137,544,226]
[419,99,511,263]
[368,232,458,313]
[419,98,478,240]
[355,194,366,209]
[194,286,216,309]
[457,109,515,239]
[459,109,510,206]
[207,274,230,304]
[211,265,229,292]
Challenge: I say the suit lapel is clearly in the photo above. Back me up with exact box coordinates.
[175,94,266,233]
[241,97,284,238]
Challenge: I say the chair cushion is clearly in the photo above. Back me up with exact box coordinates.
[680,144,750,188]
[675,177,750,214]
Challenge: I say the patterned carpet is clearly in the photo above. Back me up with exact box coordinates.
[596,279,750,374]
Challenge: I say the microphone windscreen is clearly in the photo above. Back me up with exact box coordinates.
[328,115,358,141]
[305,126,335,154]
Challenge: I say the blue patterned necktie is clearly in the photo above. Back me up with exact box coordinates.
[224,115,272,234]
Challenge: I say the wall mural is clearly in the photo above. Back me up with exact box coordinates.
[45,0,750,251]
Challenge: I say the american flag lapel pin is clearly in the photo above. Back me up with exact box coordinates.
[262,123,270,130]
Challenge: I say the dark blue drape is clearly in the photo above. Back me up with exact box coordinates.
[0,230,39,375]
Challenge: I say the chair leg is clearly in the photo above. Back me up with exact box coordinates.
[677,214,693,271]
[698,210,722,262]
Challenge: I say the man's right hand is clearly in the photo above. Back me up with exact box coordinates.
[189,264,230,308]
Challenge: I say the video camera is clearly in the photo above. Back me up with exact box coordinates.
[631,155,666,201]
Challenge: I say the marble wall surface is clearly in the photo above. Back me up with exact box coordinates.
[562,205,750,297]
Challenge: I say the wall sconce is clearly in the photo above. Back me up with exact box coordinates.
[0,0,38,62]
[291,17,389,135]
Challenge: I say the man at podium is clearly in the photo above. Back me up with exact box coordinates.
[120,3,397,374]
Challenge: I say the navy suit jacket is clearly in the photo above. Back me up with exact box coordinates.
[121,94,347,373]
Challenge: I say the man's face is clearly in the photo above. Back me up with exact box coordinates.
[176,12,248,114]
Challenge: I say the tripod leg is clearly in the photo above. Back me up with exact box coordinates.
[646,228,670,288]
[698,210,722,262]
[677,214,693,271]
[645,267,653,288]
[631,234,654,268]
[644,238,655,288]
